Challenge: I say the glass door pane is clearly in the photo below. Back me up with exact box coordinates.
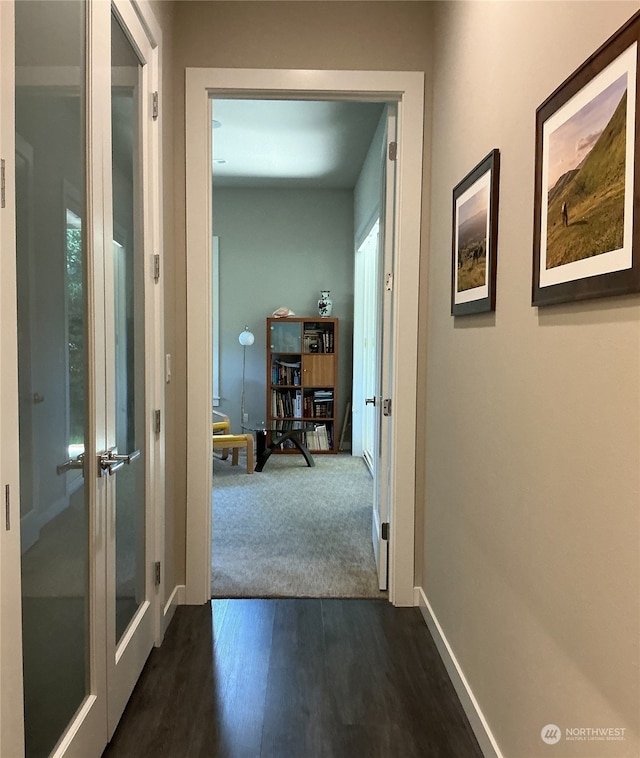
[111,12,146,644]
[269,320,301,353]
[15,1,90,755]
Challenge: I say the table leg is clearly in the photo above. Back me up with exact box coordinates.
[255,429,267,461]
[255,429,315,472]
[286,434,315,467]
[255,444,273,473]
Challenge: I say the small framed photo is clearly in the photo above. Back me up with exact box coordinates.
[451,149,500,316]
[532,12,640,306]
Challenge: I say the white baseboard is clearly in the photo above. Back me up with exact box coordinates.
[416,586,503,758]
[161,583,185,637]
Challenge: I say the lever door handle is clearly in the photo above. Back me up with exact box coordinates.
[99,448,141,476]
[56,453,85,475]
[365,397,376,406]
[108,449,141,464]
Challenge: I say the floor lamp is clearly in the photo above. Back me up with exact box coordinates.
[239,326,255,424]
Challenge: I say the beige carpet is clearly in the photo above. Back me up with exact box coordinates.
[211,452,385,598]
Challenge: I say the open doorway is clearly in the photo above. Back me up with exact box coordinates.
[185,67,423,607]
[210,98,385,598]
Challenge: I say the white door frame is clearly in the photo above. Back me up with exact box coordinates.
[0,2,26,755]
[185,68,423,607]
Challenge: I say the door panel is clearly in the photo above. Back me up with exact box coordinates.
[302,353,335,386]
[106,5,155,737]
[372,105,398,591]
[15,2,97,755]
[111,12,147,646]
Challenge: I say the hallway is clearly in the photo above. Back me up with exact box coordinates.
[103,599,483,757]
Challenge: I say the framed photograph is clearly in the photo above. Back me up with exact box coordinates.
[451,149,500,316]
[533,12,640,306]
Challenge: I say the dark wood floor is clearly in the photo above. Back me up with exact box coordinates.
[103,599,483,758]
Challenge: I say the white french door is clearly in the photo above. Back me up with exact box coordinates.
[104,1,157,738]
[2,0,161,755]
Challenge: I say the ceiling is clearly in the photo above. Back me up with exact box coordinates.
[211,99,385,189]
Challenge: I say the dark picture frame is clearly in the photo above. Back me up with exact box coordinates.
[451,149,500,316]
[532,12,640,306]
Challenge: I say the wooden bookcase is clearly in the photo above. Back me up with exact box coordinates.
[266,316,339,454]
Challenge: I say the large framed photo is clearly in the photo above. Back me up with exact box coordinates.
[533,12,640,306]
[451,149,500,316]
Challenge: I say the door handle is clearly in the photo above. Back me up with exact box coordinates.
[365,397,376,406]
[56,453,85,475]
[99,448,141,476]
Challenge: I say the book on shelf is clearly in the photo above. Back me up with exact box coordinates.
[314,424,330,450]
[313,401,333,417]
[271,388,302,419]
[303,324,334,353]
[305,428,318,449]
[272,359,301,386]
[305,423,331,451]
[312,389,333,417]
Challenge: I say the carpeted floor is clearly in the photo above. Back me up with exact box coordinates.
[211,452,385,598]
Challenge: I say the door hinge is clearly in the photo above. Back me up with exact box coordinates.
[385,272,393,292]
[5,485,10,531]
[154,561,161,586]
[1,159,5,208]
[388,141,397,161]
[381,522,390,541]
[152,91,159,121]
[383,398,392,417]
[153,254,160,283]
[154,409,161,435]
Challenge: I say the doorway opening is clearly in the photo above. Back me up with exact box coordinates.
[209,97,385,599]
[185,67,423,607]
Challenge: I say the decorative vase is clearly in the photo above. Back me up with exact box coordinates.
[318,290,333,317]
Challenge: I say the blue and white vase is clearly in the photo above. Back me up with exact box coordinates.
[318,290,333,317]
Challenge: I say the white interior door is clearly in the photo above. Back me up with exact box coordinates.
[5,1,160,755]
[371,105,397,591]
[104,2,157,733]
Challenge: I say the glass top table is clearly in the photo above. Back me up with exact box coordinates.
[241,421,316,472]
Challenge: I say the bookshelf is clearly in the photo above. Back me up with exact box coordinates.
[267,316,339,454]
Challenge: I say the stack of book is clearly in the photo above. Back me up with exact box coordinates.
[312,389,333,418]
[306,423,331,450]
[271,359,301,386]
[271,388,302,418]
[303,324,334,353]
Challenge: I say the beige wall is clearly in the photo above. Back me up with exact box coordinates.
[425,2,640,756]
[167,1,433,585]
[161,2,640,754]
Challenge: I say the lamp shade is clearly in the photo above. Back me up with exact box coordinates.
[239,327,255,347]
